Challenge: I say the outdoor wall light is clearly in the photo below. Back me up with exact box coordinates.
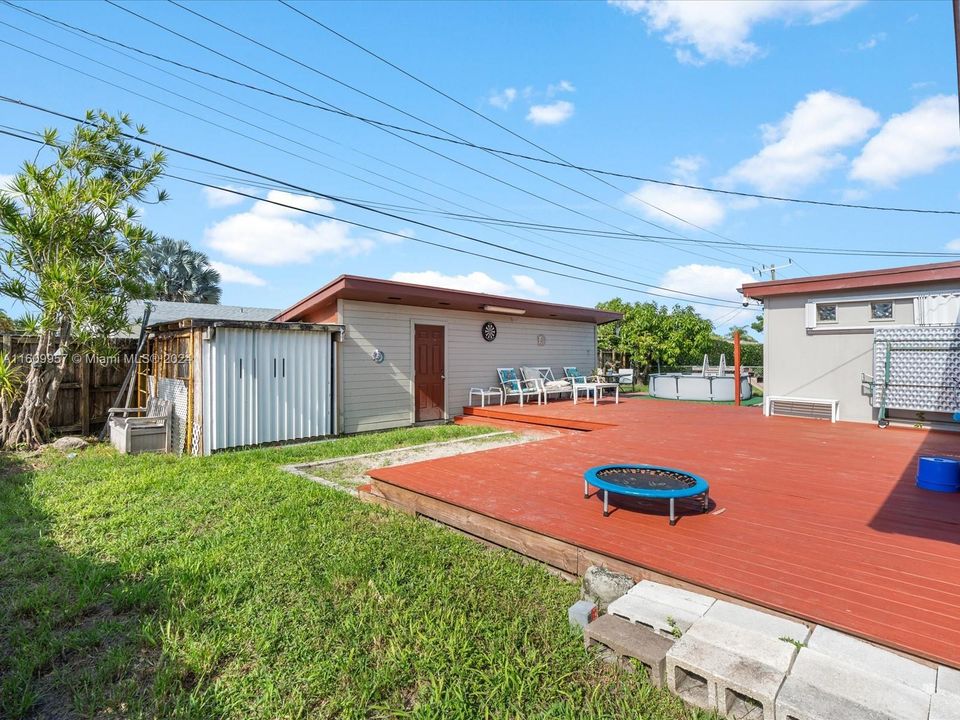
[483,305,525,315]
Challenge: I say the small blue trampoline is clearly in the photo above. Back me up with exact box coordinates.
[584,464,710,526]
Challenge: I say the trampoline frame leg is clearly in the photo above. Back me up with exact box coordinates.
[603,490,609,517]
[583,479,589,499]
[669,497,676,526]
[702,491,710,513]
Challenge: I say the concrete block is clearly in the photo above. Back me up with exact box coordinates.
[806,626,936,694]
[931,691,960,720]
[704,600,809,644]
[583,613,675,687]
[666,601,809,720]
[776,646,931,720]
[581,566,635,611]
[608,580,715,638]
[568,600,597,629]
[940,666,960,697]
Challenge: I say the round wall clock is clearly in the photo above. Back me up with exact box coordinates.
[481,321,497,342]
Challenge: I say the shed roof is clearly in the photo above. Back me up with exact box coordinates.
[123,300,280,338]
[740,261,960,299]
[273,275,622,324]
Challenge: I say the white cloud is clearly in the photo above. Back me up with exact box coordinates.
[724,91,879,193]
[849,95,960,186]
[626,182,726,228]
[489,87,518,110]
[946,239,960,251]
[252,190,335,217]
[658,264,758,325]
[546,80,576,96]
[202,185,252,208]
[841,188,868,202]
[911,80,936,91]
[610,0,862,65]
[625,155,727,228]
[204,191,374,266]
[209,261,266,286]
[856,32,886,50]
[389,271,549,298]
[511,274,550,297]
[526,100,575,126]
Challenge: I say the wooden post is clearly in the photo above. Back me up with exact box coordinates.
[733,329,742,406]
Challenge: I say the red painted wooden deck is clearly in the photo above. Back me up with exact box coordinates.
[369,397,960,668]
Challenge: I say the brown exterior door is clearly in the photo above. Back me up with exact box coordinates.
[414,324,445,422]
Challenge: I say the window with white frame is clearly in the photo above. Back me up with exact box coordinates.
[816,303,837,323]
[870,301,894,321]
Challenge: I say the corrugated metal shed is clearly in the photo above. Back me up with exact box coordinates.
[139,318,341,455]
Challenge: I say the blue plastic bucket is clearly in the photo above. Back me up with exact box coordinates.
[916,456,960,493]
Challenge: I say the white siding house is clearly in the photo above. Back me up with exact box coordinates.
[275,275,619,434]
[742,262,960,426]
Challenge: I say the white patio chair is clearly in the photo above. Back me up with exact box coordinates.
[521,366,572,403]
[563,366,603,404]
[497,367,542,406]
[617,368,635,386]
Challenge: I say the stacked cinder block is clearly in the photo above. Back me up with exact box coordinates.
[665,600,810,720]
[585,581,716,688]
[607,580,715,638]
[776,626,935,720]
[583,613,675,687]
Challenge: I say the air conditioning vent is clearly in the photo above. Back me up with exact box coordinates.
[764,396,839,423]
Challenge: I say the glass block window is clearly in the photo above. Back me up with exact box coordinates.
[871,302,894,321]
[816,304,837,323]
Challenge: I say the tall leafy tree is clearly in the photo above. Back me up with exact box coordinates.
[139,236,222,304]
[596,298,715,378]
[0,111,166,447]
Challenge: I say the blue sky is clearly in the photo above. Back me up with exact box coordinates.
[0,0,958,328]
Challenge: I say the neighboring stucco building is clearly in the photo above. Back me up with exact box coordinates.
[275,275,620,434]
[741,261,960,426]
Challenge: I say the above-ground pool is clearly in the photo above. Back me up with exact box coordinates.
[648,373,752,402]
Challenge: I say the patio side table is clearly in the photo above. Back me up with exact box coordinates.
[469,387,504,407]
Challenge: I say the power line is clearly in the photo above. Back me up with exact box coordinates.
[279,0,780,259]
[0,126,745,309]
[0,98,749,308]
[11,1,956,218]
[0,16,656,281]
[139,0,760,267]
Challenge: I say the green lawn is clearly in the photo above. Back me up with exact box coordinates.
[0,425,706,719]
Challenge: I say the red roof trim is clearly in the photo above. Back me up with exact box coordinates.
[274,275,622,324]
[740,261,960,299]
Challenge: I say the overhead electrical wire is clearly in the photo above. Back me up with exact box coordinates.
[279,0,960,219]
[162,168,960,260]
[109,0,759,267]
[0,23,698,284]
[0,99,751,308]
[0,126,746,309]
[9,0,745,270]
[9,2,956,218]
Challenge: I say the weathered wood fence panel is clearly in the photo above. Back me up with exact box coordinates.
[1,333,138,435]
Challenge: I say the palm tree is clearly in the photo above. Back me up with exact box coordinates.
[139,237,222,304]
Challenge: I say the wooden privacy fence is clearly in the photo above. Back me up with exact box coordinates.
[1,333,138,436]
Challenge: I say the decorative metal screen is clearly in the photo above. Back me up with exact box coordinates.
[872,327,960,413]
[150,376,189,455]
